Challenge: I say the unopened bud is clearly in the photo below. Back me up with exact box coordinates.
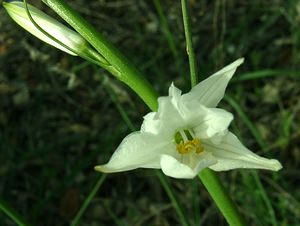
[3,1,89,56]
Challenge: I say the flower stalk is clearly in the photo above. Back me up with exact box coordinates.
[198,170,246,226]
[42,0,159,111]
[181,0,198,86]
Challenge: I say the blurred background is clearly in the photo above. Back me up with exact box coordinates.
[0,0,300,225]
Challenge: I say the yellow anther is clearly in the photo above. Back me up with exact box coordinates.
[196,146,204,154]
[176,141,189,154]
[184,140,194,151]
[192,138,200,146]
[176,138,204,155]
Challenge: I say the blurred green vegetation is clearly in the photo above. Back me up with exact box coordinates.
[0,0,300,225]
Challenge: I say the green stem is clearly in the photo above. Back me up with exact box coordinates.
[251,171,277,226]
[42,0,158,111]
[156,171,190,226]
[181,0,198,86]
[153,0,184,78]
[199,169,246,226]
[71,174,107,226]
[0,199,33,226]
[181,1,246,225]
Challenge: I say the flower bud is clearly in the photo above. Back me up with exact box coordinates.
[3,1,89,56]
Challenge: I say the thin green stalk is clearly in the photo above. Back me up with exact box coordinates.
[181,1,245,225]
[0,199,33,226]
[104,77,190,226]
[71,174,107,226]
[198,170,246,226]
[251,172,277,226]
[156,171,190,226]
[181,0,198,86]
[42,0,158,111]
[153,0,184,78]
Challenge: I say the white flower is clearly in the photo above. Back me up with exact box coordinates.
[3,1,88,55]
[95,58,282,179]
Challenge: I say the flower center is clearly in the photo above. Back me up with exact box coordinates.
[174,129,204,155]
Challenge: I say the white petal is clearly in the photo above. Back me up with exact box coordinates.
[168,83,182,107]
[181,104,233,140]
[156,96,182,123]
[95,132,170,173]
[182,58,244,108]
[160,154,196,179]
[140,112,159,134]
[160,152,217,179]
[204,132,282,171]
[195,108,233,139]
[141,84,184,136]
[140,101,181,141]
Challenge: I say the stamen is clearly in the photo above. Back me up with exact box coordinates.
[174,130,204,155]
[179,130,188,141]
[184,129,193,140]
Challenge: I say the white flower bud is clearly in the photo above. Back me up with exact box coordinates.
[3,1,89,55]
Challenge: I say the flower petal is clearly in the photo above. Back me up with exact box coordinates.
[95,132,170,173]
[160,152,217,179]
[181,104,233,140]
[182,58,244,108]
[141,89,185,137]
[204,132,282,171]
[140,112,160,134]
[160,155,195,178]
[168,83,182,107]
